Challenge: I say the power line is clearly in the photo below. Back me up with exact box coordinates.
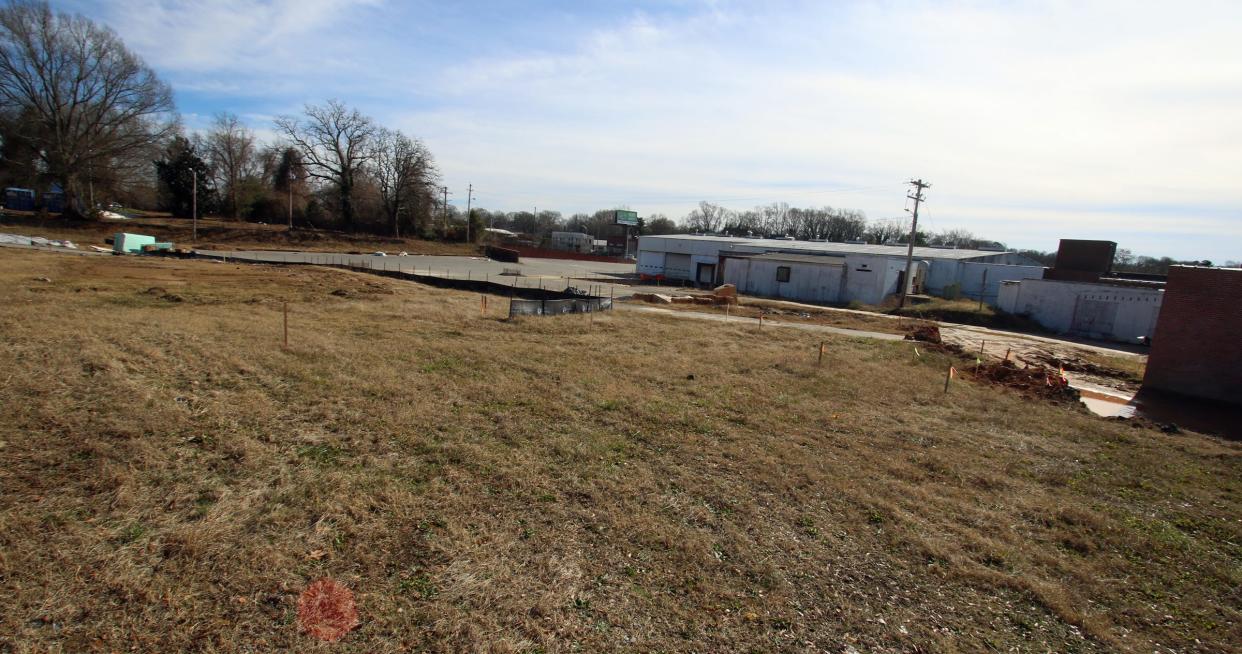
[898,178,931,309]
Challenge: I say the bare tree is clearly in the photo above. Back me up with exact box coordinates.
[645,214,679,235]
[204,112,255,220]
[274,100,375,228]
[865,218,908,245]
[371,127,434,237]
[0,0,175,216]
[684,201,729,233]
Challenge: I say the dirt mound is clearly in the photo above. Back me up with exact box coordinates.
[904,323,941,343]
[969,360,1079,404]
[905,323,965,354]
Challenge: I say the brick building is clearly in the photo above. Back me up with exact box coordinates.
[1142,266,1242,405]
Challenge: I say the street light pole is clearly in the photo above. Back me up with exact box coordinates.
[192,169,198,243]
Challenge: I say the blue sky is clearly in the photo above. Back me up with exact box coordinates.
[61,0,1242,261]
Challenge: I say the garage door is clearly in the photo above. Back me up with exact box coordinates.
[665,253,692,280]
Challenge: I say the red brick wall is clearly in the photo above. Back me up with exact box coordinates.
[1143,266,1242,405]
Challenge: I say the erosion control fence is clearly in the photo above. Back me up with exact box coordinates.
[192,250,617,318]
[509,296,613,317]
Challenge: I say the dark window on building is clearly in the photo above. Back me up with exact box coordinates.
[776,266,791,282]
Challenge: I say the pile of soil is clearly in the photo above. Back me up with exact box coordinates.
[905,323,965,354]
[905,323,942,343]
[968,360,1080,404]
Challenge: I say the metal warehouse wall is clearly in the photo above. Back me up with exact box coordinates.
[723,258,845,304]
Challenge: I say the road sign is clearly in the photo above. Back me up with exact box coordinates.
[613,210,639,226]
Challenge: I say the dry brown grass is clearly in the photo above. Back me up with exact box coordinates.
[1,249,1239,653]
[0,211,477,255]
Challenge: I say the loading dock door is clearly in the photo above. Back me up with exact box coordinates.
[665,253,692,280]
[696,263,716,286]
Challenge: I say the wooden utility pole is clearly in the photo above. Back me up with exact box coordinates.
[441,186,449,239]
[287,169,295,231]
[898,179,930,309]
[192,169,198,243]
[465,184,474,243]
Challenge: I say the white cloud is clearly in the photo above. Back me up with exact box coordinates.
[395,1,1242,258]
[64,0,1242,259]
[82,0,388,80]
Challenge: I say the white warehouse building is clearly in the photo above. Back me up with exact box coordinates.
[636,235,1045,306]
[996,278,1163,343]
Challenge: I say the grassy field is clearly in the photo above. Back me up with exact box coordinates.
[0,210,477,255]
[0,249,1238,653]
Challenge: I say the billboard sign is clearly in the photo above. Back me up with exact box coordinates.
[613,210,639,226]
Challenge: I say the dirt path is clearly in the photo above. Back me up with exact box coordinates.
[624,292,1147,395]
[617,304,906,340]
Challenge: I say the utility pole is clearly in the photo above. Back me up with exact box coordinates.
[465,183,474,243]
[192,169,198,243]
[287,169,294,231]
[87,149,95,213]
[441,186,449,239]
[898,178,930,309]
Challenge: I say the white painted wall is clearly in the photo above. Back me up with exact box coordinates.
[724,257,847,304]
[923,259,960,296]
[841,254,903,305]
[957,262,1047,305]
[997,281,1021,313]
[1002,278,1163,343]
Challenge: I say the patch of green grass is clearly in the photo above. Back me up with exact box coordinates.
[296,443,343,466]
[398,574,439,600]
[118,522,148,544]
[420,356,463,373]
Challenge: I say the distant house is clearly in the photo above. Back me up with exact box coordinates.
[549,231,593,254]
